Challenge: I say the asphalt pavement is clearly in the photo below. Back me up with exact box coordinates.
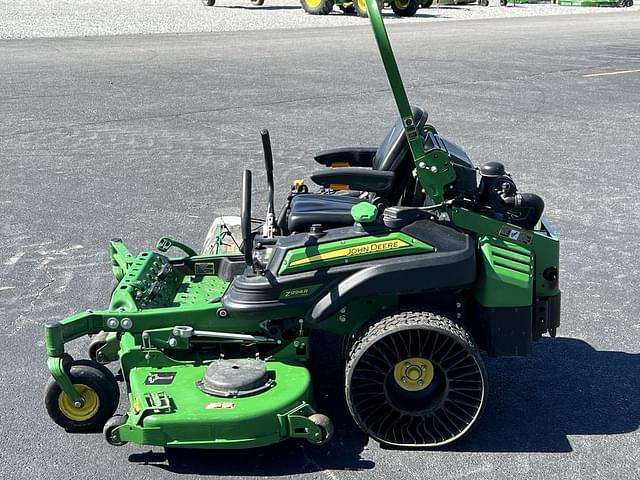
[1,11,639,480]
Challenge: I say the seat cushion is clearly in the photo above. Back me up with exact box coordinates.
[287,194,362,233]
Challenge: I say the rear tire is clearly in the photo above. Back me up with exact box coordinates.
[202,0,215,6]
[300,0,335,14]
[421,0,434,6]
[345,309,488,447]
[391,0,420,16]
[354,0,383,17]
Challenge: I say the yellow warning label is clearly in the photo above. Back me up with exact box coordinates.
[289,239,410,267]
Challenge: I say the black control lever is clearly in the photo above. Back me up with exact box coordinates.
[241,170,254,267]
[261,129,276,237]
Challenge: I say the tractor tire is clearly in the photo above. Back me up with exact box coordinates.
[500,0,508,5]
[421,0,434,7]
[300,0,335,14]
[202,0,215,6]
[45,360,119,433]
[345,309,488,447]
[251,0,265,4]
[391,0,420,16]
[354,0,383,17]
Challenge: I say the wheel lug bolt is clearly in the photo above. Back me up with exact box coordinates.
[401,376,407,383]
[417,380,424,386]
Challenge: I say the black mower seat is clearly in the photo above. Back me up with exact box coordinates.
[287,107,428,233]
[310,106,428,195]
[287,194,361,233]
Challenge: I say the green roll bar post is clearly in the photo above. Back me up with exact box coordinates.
[364,0,455,205]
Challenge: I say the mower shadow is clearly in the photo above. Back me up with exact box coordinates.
[128,336,639,474]
[449,337,639,453]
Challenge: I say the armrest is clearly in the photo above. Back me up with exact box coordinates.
[314,147,377,167]
[310,168,395,193]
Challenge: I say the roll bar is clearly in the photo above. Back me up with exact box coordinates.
[364,0,456,204]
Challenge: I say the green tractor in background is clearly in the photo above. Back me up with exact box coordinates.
[44,0,560,450]
[201,0,426,16]
[301,0,425,17]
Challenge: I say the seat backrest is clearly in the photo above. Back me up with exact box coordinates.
[372,106,428,172]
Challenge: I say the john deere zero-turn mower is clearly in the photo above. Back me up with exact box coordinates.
[44,0,560,449]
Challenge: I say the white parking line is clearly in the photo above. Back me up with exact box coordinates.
[583,69,640,78]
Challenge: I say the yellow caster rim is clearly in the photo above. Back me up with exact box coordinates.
[58,384,100,421]
[357,0,368,10]
[393,357,435,392]
[305,0,323,7]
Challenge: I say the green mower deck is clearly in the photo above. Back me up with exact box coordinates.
[44,0,561,452]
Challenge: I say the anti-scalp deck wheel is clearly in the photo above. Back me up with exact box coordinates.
[345,310,487,447]
[307,414,334,445]
[104,414,128,446]
[45,360,119,432]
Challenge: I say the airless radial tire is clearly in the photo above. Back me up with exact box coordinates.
[345,310,488,447]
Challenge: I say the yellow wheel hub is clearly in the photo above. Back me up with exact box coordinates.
[393,358,434,392]
[58,384,100,421]
[357,0,367,10]
[305,0,323,7]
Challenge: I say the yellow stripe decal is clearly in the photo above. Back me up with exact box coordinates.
[289,239,411,267]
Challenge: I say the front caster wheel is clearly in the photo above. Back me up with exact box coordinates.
[251,0,265,4]
[307,414,334,445]
[45,360,119,433]
[345,310,488,447]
